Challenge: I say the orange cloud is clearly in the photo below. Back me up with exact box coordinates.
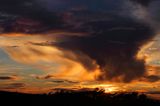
[0,33,102,82]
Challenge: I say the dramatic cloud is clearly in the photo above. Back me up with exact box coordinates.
[50,0,160,83]
[0,0,160,94]
[55,18,153,82]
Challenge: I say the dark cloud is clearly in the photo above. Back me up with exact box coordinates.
[52,80,64,83]
[4,83,25,89]
[35,74,79,84]
[52,80,79,84]
[0,75,18,80]
[43,75,54,79]
[24,0,157,82]
[64,80,79,84]
[130,0,152,6]
[0,0,58,22]
[0,76,14,80]
[38,0,125,12]
[0,0,62,33]
[55,17,154,82]
[146,75,160,82]
[0,0,152,34]
[35,75,54,79]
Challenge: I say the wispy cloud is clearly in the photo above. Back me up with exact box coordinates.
[0,75,20,80]
[2,83,25,89]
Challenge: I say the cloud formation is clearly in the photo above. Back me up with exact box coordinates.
[0,0,159,84]
[55,19,153,82]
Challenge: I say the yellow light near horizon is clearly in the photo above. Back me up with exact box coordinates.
[104,87,119,93]
[86,84,122,93]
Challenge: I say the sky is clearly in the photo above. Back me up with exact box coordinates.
[0,0,160,94]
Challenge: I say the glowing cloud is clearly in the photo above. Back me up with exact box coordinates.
[0,33,102,82]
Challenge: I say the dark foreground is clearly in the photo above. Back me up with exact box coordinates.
[0,90,160,106]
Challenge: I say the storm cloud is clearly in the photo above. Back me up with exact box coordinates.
[0,0,159,83]
[55,18,154,82]
[52,0,159,82]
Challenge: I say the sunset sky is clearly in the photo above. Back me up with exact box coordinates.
[0,0,160,94]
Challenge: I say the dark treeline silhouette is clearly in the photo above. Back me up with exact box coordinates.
[0,89,160,106]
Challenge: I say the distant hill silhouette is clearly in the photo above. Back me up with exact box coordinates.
[0,89,160,106]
